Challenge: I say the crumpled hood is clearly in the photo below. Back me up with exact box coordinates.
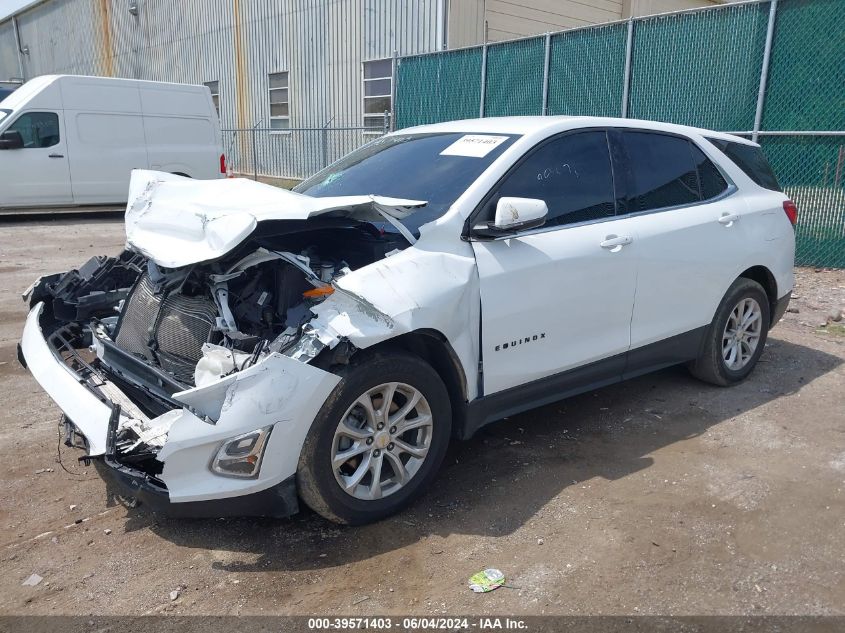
[125,170,426,268]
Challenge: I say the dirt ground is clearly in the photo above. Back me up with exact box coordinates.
[0,214,843,617]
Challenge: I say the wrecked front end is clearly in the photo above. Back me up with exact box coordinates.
[19,218,408,517]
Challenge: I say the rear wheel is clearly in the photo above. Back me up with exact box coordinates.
[297,350,451,524]
[689,278,770,386]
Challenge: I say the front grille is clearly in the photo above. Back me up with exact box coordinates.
[114,272,217,383]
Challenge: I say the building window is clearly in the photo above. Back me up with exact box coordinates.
[269,72,290,131]
[363,59,392,133]
[204,81,220,115]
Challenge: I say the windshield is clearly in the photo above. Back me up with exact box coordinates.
[295,132,518,235]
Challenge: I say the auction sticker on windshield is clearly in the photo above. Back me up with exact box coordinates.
[440,134,509,158]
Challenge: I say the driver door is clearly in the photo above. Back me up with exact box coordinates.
[470,130,638,395]
[0,110,73,207]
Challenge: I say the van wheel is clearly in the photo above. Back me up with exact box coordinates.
[297,350,451,525]
[689,278,770,386]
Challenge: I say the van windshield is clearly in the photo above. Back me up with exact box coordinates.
[295,132,518,236]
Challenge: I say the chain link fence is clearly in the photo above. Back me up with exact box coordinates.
[394,48,482,127]
[222,117,389,184]
[394,0,845,268]
[547,23,627,118]
[758,0,845,268]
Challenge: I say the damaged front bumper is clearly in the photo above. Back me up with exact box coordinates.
[20,302,340,518]
[92,457,300,519]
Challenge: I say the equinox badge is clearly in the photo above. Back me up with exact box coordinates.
[495,333,546,351]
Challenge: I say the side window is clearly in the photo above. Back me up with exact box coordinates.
[691,144,728,200]
[623,131,699,212]
[707,138,782,192]
[8,112,60,148]
[493,131,616,228]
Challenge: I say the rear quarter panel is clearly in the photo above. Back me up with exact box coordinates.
[140,84,222,179]
[142,115,221,178]
[738,188,795,301]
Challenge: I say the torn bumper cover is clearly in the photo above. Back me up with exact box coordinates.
[20,302,339,518]
[92,459,300,520]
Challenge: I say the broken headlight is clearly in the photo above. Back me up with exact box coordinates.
[210,426,273,478]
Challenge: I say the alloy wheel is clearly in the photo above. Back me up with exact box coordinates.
[331,382,433,500]
[721,297,762,370]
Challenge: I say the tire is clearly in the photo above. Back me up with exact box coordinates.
[297,350,452,525]
[689,277,771,386]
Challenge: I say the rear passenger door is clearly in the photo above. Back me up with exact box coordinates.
[615,129,746,374]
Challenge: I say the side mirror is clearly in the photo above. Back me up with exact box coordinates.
[0,130,23,150]
[491,197,548,233]
[470,197,549,239]
[493,197,548,231]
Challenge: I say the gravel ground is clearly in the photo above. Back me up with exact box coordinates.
[0,215,843,616]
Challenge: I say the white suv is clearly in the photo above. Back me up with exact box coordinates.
[19,117,795,524]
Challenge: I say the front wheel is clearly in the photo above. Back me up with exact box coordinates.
[689,277,770,386]
[297,350,451,524]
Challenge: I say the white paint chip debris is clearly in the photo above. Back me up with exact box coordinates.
[22,574,43,587]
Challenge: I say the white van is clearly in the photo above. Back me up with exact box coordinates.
[0,75,224,209]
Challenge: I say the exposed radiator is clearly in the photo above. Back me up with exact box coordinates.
[114,273,217,383]
[114,273,161,361]
[155,293,218,381]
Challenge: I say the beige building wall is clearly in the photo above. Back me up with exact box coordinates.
[627,0,728,17]
[447,0,486,48]
[447,0,731,47]
[485,0,624,41]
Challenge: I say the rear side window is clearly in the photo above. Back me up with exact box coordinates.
[492,130,616,227]
[691,144,729,200]
[622,131,700,212]
[707,138,781,191]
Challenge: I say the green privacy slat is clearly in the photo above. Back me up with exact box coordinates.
[762,136,845,268]
[762,0,845,132]
[547,23,627,117]
[392,1,844,268]
[629,2,769,130]
[395,48,482,129]
[484,37,545,117]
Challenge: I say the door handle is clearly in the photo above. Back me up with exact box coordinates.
[48,153,64,158]
[718,213,739,226]
[600,235,633,252]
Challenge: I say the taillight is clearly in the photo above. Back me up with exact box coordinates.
[783,200,798,226]
[219,153,227,175]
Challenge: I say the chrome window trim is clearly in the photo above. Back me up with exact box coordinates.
[478,183,739,241]
[466,125,739,242]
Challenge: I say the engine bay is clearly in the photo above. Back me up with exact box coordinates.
[29,219,409,465]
